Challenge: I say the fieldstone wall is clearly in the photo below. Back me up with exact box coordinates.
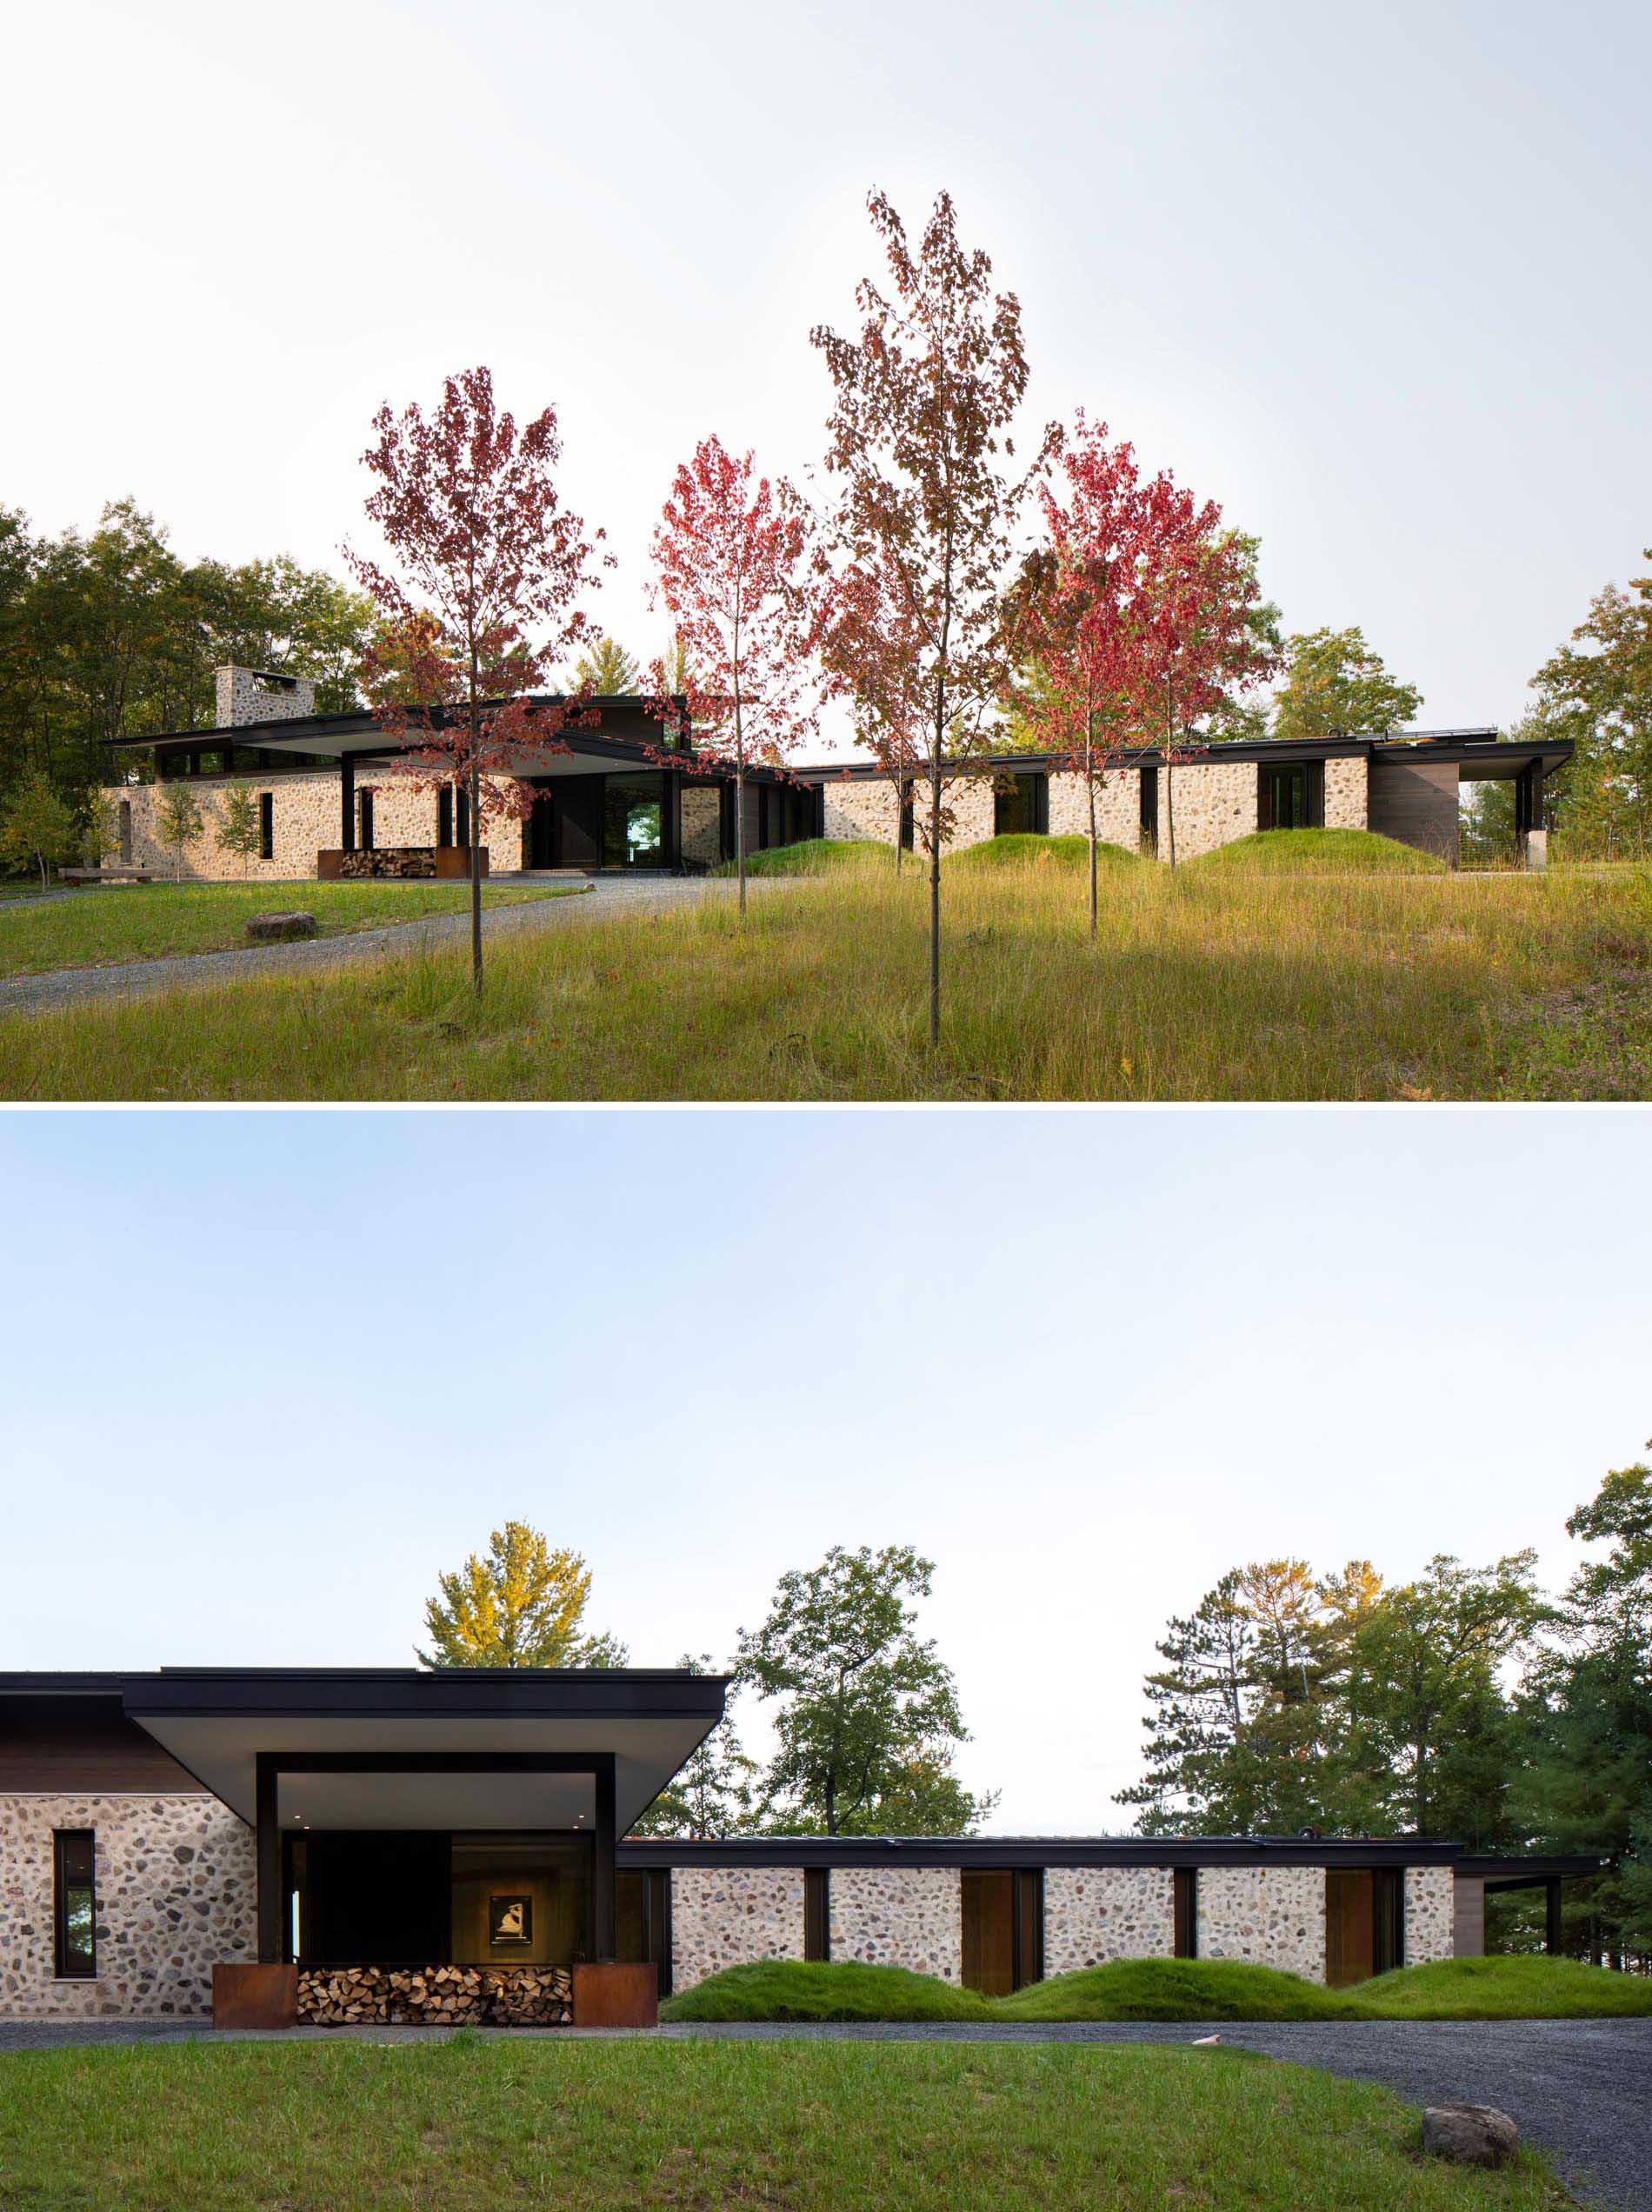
[103,773,525,883]
[821,776,899,844]
[1161,760,1257,860]
[0,1794,253,2018]
[829,1866,962,1982]
[681,785,722,865]
[1197,1865,1326,1982]
[1042,1866,1174,1971]
[668,1865,803,1992]
[1323,756,1368,830]
[216,666,316,726]
[1404,1867,1455,1964]
[1047,769,1142,850]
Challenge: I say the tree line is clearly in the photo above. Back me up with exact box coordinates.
[1118,1447,1651,1968]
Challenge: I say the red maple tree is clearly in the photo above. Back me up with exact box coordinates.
[1007,414,1170,932]
[817,542,929,871]
[345,366,610,989]
[814,190,1056,1046]
[645,435,819,918]
[1134,479,1276,868]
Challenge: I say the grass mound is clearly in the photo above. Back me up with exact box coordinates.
[661,1959,987,2023]
[1193,828,1447,874]
[662,1952,1652,2025]
[949,833,1142,871]
[712,838,891,877]
[999,1959,1357,2022]
[1356,1955,1652,2020]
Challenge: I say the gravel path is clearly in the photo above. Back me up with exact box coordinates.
[0,2015,1643,2206]
[0,876,749,1018]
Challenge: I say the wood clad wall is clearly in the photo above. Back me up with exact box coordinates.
[0,1696,208,1792]
[961,1869,1016,1996]
[1368,759,1460,861]
[1453,1874,1484,1959]
[1324,1869,1376,1987]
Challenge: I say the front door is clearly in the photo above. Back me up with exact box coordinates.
[1325,1869,1376,1986]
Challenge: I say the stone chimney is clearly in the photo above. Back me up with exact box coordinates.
[215,665,317,728]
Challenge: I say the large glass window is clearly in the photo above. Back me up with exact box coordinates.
[603,776,664,868]
[993,772,1045,837]
[54,1829,96,1979]
[1260,761,1324,830]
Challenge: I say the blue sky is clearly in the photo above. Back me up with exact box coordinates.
[3,1108,1645,1830]
[3,0,1649,742]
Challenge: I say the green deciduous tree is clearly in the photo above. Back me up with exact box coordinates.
[216,782,262,877]
[0,770,77,891]
[156,783,204,882]
[628,1654,756,1838]
[572,637,642,694]
[416,1519,628,1669]
[1271,625,1422,741]
[1529,556,1652,857]
[736,1542,995,1835]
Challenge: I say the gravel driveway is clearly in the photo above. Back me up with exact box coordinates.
[1,2015,1645,2208]
[0,875,751,1018]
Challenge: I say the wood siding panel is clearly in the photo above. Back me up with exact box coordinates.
[1368,759,1459,861]
[0,1700,208,1793]
[1454,1874,1485,1958]
[961,1869,1015,1996]
[1325,1869,1376,1987]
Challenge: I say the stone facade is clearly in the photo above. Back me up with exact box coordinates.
[821,775,900,845]
[1404,1866,1455,1965]
[829,1866,962,1981]
[103,773,524,883]
[1160,759,1256,861]
[1042,1865,1174,1971]
[1197,1865,1326,1982]
[680,784,722,866]
[0,1794,253,2018]
[1322,756,1368,830]
[216,666,316,727]
[1046,768,1143,851]
[667,1865,803,1992]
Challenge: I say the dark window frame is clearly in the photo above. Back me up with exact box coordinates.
[1258,759,1325,832]
[258,791,274,862]
[993,771,1048,838]
[1173,1867,1198,1959]
[1139,764,1159,853]
[804,1867,830,1962]
[53,1829,97,1980]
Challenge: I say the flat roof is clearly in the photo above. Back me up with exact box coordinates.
[1,1669,729,1835]
[795,730,1573,781]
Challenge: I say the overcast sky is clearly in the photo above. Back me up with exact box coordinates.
[3,1108,1645,1832]
[3,0,1649,748]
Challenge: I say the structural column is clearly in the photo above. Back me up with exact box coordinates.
[1546,1877,1562,1956]
[340,755,356,854]
[256,1753,282,1965]
[593,1755,616,1961]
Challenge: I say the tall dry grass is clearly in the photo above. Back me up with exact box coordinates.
[0,855,1646,1101]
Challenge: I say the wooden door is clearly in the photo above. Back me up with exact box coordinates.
[1325,1869,1376,1987]
[961,1869,1015,1996]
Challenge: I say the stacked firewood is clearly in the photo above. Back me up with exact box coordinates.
[296,1964,574,2026]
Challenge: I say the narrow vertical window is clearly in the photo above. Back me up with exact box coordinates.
[456,783,470,848]
[358,789,375,852]
[1173,1867,1198,1959]
[1139,766,1158,854]
[54,1829,96,1979]
[899,780,915,852]
[437,787,454,849]
[803,1868,829,1962]
[258,792,274,862]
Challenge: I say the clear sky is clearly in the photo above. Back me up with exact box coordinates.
[3,1107,1645,1832]
[3,0,1649,743]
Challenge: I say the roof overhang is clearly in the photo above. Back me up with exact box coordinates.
[110,1668,729,1834]
[795,730,1575,783]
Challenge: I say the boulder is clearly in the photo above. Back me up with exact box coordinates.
[245,910,316,943]
[1422,2104,1520,2169]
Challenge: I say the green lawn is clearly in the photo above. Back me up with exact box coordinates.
[713,836,892,876]
[0,2036,1568,2210]
[949,831,1143,871]
[0,880,576,981]
[662,1955,1652,2025]
[0,859,1646,1100]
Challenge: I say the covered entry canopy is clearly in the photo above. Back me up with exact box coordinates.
[119,1666,729,1836]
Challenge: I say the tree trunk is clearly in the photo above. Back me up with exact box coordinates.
[928,749,942,1049]
[470,761,483,995]
[736,759,746,920]
[1086,750,1098,938]
[1163,680,1177,869]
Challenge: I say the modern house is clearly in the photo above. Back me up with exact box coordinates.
[97,667,1570,881]
[0,1668,1598,2029]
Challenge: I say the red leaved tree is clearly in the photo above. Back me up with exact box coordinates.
[1006,414,1173,933]
[1136,483,1276,869]
[345,366,609,990]
[814,190,1056,1047]
[645,435,819,919]
[818,542,929,872]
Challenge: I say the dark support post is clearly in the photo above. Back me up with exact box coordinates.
[663,772,682,871]
[1546,1877,1562,1956]
[256,1754,281,1965]
[718,782,736,866]
[340,755,356,853]
[593,1756,616,1961]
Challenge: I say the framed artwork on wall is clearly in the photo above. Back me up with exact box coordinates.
[489,1894,532,1948]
